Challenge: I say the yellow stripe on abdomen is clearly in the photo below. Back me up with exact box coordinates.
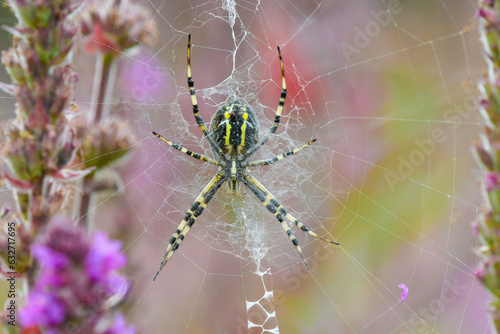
[240,121,247,147]
[225,122,231,147]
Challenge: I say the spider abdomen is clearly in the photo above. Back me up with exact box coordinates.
[209,101,260,159]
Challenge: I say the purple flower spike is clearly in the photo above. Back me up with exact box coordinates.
[85,231,127,281]
[44,217,90,263]
[485,172,500,192]
[20,221,133,332]
[31,244,69,270]
[398,283,409,302]
[475,266,486,283]
[20,291,65,328]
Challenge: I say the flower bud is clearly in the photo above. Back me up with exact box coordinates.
[79,0,159,54]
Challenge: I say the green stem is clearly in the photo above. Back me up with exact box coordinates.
[90,53,116,124]
[14,190,30,222]
[77,175,96,230]
[491,303,500,334]
[79,53,117,229]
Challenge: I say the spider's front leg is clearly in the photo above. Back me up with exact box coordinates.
[242,172,339,270]
[244,45,287,159]
[153,171,226,280]
[186,34,224,158]
[152,131,220,165]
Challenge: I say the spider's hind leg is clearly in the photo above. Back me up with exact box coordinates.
[247,139,316,167]
[242,172,339,270]
[153,171,226,280]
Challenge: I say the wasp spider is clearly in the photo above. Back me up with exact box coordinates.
[152,34,339,280]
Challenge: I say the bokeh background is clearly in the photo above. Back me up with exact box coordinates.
[0,0,488,333]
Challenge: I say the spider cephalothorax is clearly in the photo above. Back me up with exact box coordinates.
[152,34,339,281]
[210,101,260,158]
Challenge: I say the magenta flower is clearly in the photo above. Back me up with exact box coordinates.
[475,266,485,283]
[19,218,134,333]
[31,244,69,271]
[43,217,89,262]
[485,171,500,192]
[85,231,127,281]
[20,291,65,328]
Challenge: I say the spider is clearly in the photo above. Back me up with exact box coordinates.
[152,34,339,280]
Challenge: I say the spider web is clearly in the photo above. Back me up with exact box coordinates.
[0,0,487,333]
